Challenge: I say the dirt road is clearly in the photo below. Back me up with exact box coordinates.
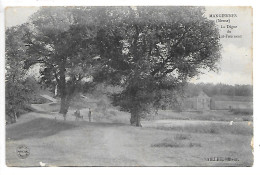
[6,111,253,167]
[6,113,179,166]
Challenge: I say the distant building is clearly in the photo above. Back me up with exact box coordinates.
[183,91,211,111]
[183,91,253,111]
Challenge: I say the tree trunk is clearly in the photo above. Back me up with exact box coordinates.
[13,111,17,123]
[130,112,136,125]
[54,84,58,97]
[130,109,142,127]
[58,59,68,120]
[60,96,70,120]
[136,113,141,127]
[59,96,67,114]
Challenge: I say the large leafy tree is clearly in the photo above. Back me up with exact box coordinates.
[23,7,98,119]
[93,7,221,126]
[5,25,38,123]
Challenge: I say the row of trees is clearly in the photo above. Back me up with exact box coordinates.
[6,7,221,126]
[185,83,253,97]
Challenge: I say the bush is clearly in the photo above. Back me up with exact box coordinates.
[30,95,51,104]
[6,77,39,123]
[109,110,117,116]
[151,138,184,148]
[151,142,184,148]
[188,142,202,147]
[151,138,202,148]
[231,108,253,115]
[174,134,191,140]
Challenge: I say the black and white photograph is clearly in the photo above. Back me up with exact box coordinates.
[3,5,253,167]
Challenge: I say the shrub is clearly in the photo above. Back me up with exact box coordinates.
[174,134,191,140]
[189,142,202,147]
[231,108,253,115]
[151,138,184,148]
[109,110,117,116]
[151,138,202,148]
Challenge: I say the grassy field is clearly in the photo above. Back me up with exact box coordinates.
[154,110,253,122]
[6,107,253,167]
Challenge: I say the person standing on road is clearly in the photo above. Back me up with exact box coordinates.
[88,108,92,122]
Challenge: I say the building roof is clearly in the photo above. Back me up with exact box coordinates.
[197,91,210,98]
[185,90,210,98]
[184,91,210,101]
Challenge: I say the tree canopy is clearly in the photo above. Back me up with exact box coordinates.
[7,7,221,125]
[22,7,99,118]
[92,7,221,126]
[5,25,39,123]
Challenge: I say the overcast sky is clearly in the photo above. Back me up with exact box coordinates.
[192,7,253,85]
[5,6,253,85]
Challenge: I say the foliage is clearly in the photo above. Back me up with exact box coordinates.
[22,7,99,118]
[6,7,221,126]
[230,108,253,115]
[92,7,221,126]
[5,25,39,123]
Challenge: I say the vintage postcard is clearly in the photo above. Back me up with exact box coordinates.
[4,6,253,167]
